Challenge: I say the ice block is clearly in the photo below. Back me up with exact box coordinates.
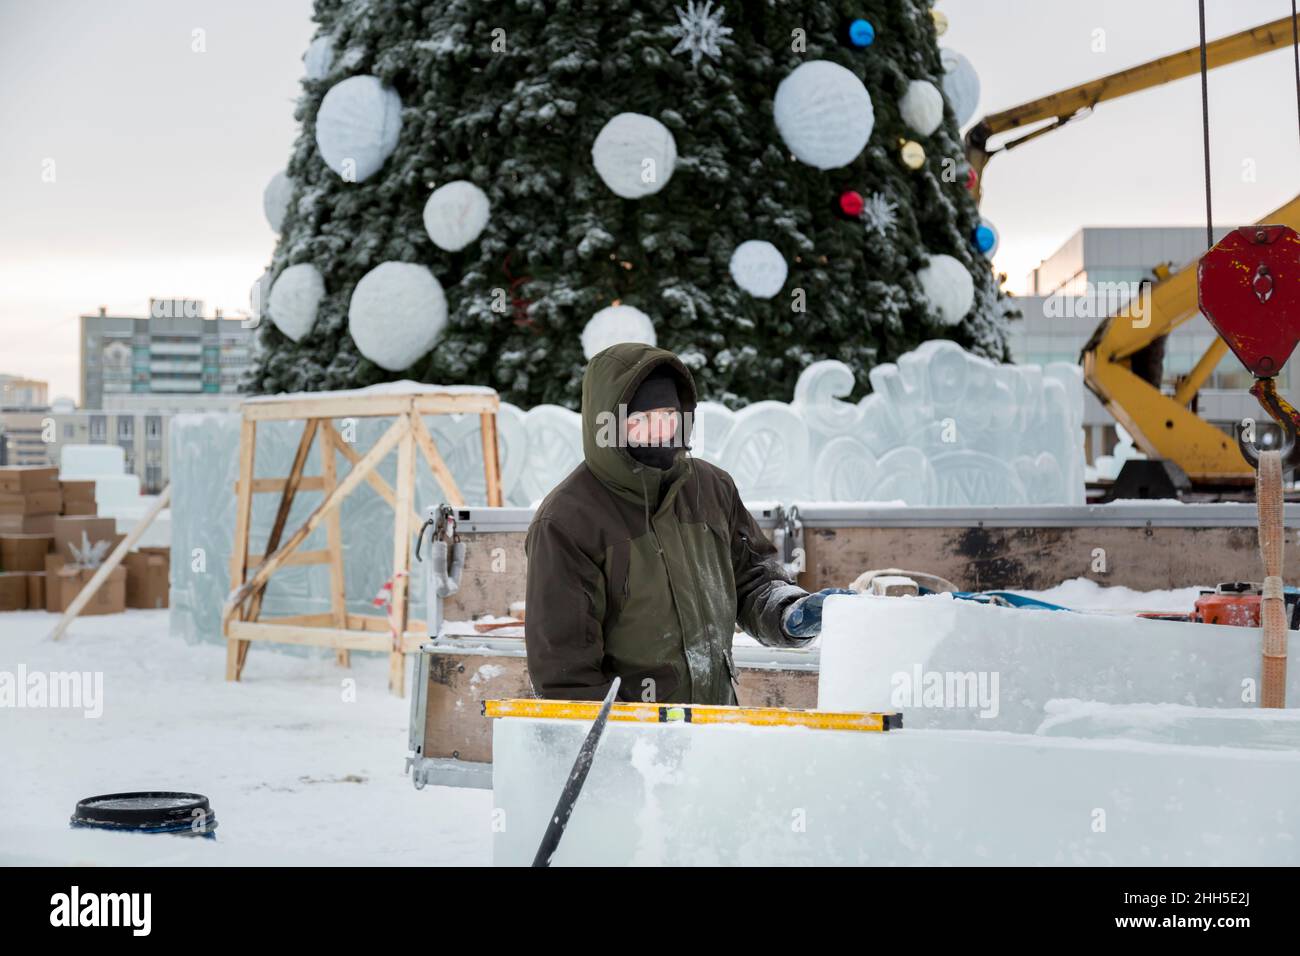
[491,717,1300,866]
[816,594,1298,732]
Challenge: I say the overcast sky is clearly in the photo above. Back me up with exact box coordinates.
[1,0,1297,400]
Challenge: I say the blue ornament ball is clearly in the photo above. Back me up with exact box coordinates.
[973,221,999,256]
[848,19,876,47]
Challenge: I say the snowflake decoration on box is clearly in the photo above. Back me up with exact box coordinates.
[862,192,899,238]
[68,530,110,570]
[665,0,734,67]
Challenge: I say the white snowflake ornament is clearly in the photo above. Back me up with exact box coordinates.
[862,193,899,238]
[665,1,734,67]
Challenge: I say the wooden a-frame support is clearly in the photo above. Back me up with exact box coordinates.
[222,388,503,696]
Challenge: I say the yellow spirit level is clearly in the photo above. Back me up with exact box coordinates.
[483,698,902,732]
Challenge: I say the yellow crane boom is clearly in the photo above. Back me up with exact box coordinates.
[964,15,1298,200]
[963,14,1299,485]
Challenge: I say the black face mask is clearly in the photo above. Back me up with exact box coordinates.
[627,442,681,471]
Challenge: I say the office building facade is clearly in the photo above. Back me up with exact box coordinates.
[80,298,256,409]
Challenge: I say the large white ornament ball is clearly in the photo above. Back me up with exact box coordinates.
[729,240,788,299]
[249,270,272,321]
[315,75,403,183]
[941,48,981,127]
[591,113,678,199]
[268,263,325,343]
[263,169,293,232]
[581,305,657,360]
[423,181,491,252]
[773,60,874,170]
[303,35,335,80]
[348,262,447,370]
[917,254,975,326]
[899,79,945,137]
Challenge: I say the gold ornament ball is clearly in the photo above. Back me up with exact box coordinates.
[900,140,926,169]
[931,9,949,35]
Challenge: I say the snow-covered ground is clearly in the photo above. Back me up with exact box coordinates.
[0,577,1213,865]
[0,610,491,865]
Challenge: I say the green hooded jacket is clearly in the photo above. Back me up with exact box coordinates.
[523,343,810,705]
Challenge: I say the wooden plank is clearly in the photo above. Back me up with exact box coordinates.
[243,395,416,421]
[227,418,257,680]
[389,423,416,695]
[480,412,503,507]
[260,419,319,579]
[320,420,422,529]
[348,613,426,634]
[246,548,331,567]
[320,427,349,668]
[411,392,499,415]
[49,486,172,642]
[222,416,409,632]
[240,418,319,675]
[347,613,393,633]
[236,476,326,494]
[242,390,499,422]
[228,620,397,653]
[410,413,466,507]
[259,612,337,627]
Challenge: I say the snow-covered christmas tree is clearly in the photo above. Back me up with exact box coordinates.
[249,0,1013,409]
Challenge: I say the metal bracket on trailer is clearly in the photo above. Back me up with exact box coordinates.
[405,755,492,791]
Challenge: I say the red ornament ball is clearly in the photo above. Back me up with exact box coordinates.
[838,190,865,217]
[965,167,979,191]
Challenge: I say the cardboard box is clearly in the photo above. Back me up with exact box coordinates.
[60,498,98,517]
[0,489,62,516]
[125,548,170,609]
[25,572,44,610]
[0,466,58,494]
[52,516,117,563]
[48,565,126,616]
[0,533,53,573]
[0,514,56,534]
[59,479,96,501]
[0,572,26,610]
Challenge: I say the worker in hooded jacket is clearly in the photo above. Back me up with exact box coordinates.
[524,342,851,705]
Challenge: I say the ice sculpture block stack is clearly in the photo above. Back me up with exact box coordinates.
[491,717,1300,865]
[492,593,1300,865]
[816,594,1299,731]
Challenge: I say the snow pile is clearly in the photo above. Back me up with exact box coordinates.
[0,610,490,865]
[1015,577,1205,614]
